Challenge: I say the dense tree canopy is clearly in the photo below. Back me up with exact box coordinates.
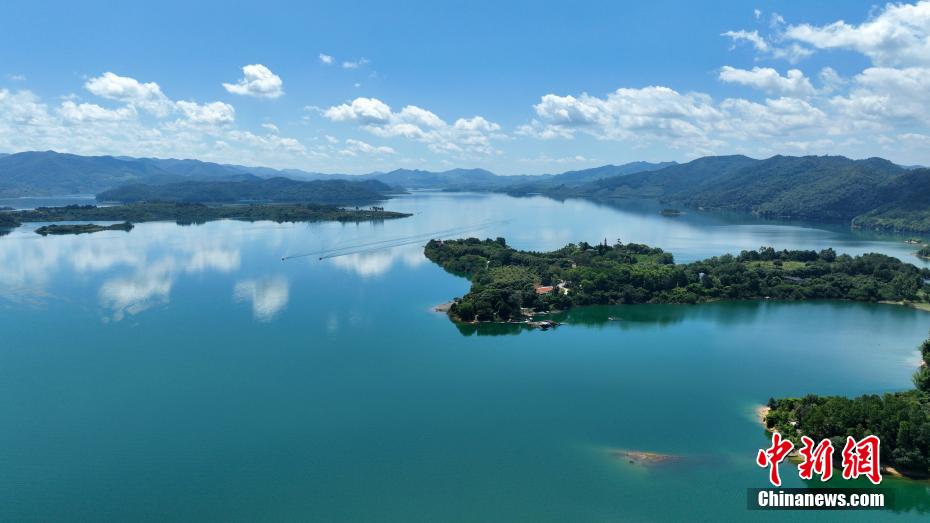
[425,238,930,322]
[35,222,133,236]
[0,211,19,228]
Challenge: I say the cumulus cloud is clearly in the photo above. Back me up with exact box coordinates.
[340,138,395,156]
[175,100,235,126]
[830,66,930,126]
[85,72,174,116]
[319,53,334,65]
[719,66,816,97]
[784,1,930,67]
[223,64,284,99]
[518,84,834,157]
[58,101,137,122]
[0,70,312,168]
[518,87,726,152]
[514,2,930,161]
[324,97,503,156]
[324,97,392,124]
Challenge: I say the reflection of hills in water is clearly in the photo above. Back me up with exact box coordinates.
[455,322,532,337]
[453,300,927,336]
[553,302,766,328]
[572,197,930,244]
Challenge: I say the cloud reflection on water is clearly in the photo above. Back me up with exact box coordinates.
[234,277,290,322]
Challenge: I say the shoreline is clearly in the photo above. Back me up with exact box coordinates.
[879,300,930,313]
[441,298,930,327]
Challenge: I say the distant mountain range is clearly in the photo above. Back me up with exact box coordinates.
[546,154,930,231]
[3,150,930,231]
[0,150,674,197]
[98,178,395,206]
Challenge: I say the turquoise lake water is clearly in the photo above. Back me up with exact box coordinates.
[2,192,930,521]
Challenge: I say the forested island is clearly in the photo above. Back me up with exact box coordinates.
[919,245,930,260]
[35,222,133,235]
[764,334,930,478]
[4,202,411,226]
[425,238,930,323]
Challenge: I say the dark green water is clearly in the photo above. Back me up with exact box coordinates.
[2,192,930,521]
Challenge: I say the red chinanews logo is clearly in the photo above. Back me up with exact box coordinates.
[757,432,882,486]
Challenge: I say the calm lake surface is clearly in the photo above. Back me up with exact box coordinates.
[2,192,930,521]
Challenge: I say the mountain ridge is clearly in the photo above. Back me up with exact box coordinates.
[0,150,675,196]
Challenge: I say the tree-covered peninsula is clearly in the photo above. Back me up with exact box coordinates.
[764,334,930,478]
[425,238,930,323]
[35,222,133,235]
[5,202,411,226]
[0,211,20,228]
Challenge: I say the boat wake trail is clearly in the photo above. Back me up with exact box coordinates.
[281,220,508,261]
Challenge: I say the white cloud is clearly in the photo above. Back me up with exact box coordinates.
[7,74,26,81]
[722,29,769,52]
[770,43,815,63]
[323,97,504,156]
[721,29,812,63]
[340,138,395,156]
[84,72,174,116]
[521,87,725,152]
[784,1,930,67]
[519,85,834,157]
[324,97,392,124]
[175,100,235,126]
[319,53,334,65]
[718,96,827,137]
[719,66,816,97]
[818,67,846,92]
[223,64,284,99]
[226,130,309,155]
[58,101,137,122]
[0,71,311,169]
[261,122,279,133]
[830,66,930,126]
[342,58,369,69]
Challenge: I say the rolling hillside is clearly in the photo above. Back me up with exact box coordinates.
[557,155,930,231]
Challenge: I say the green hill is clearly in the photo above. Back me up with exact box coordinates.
[557,155,930,231]
[0,151,261,197]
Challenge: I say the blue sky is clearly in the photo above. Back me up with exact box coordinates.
[2,1,929,173]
